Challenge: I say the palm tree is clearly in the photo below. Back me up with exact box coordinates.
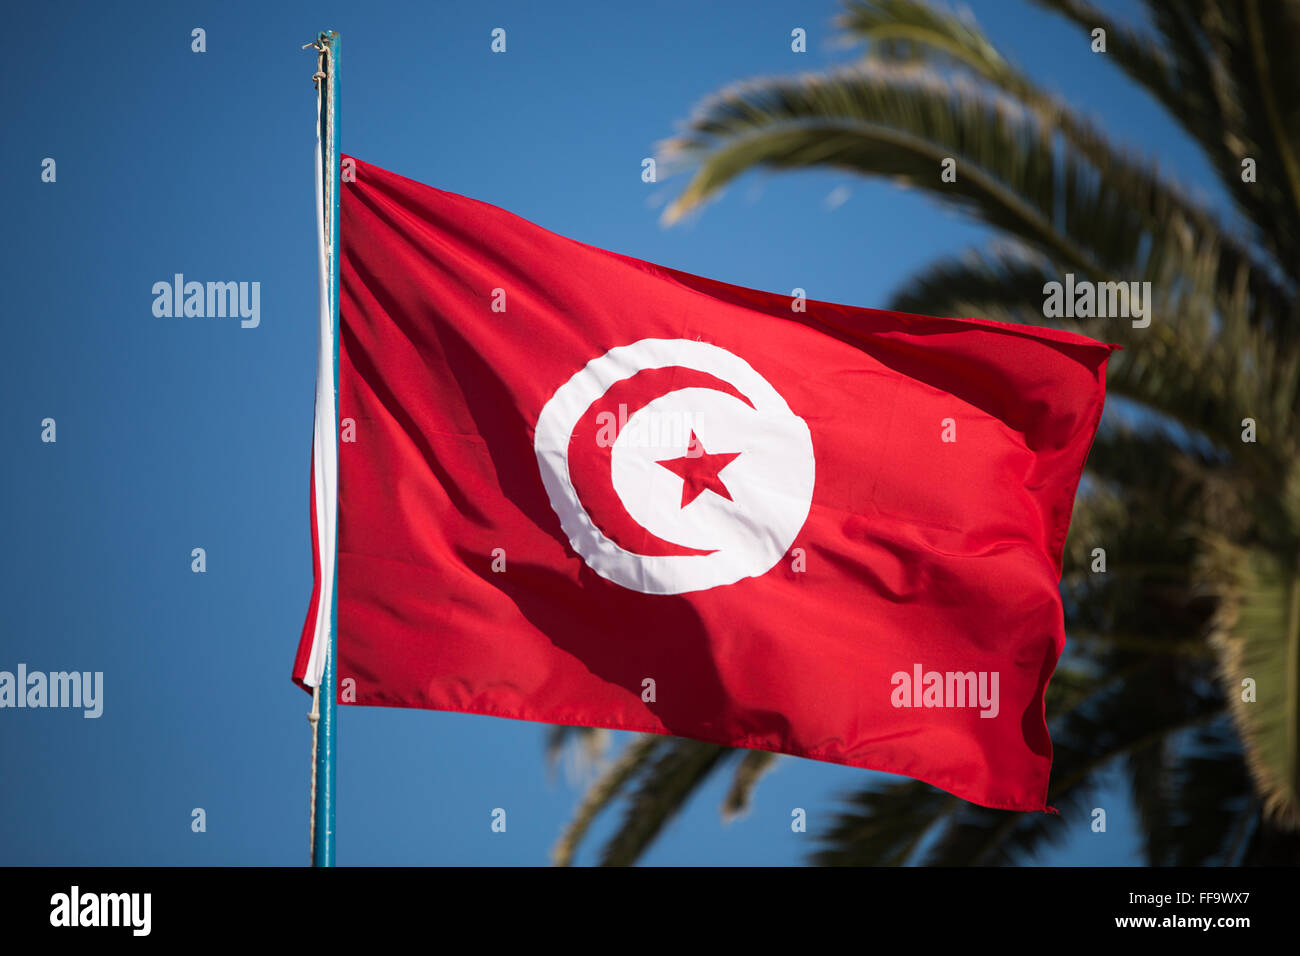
[551,0,1300,865]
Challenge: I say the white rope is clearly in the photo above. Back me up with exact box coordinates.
[308,686,320,859]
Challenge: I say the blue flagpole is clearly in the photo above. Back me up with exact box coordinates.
[312,28,341,868]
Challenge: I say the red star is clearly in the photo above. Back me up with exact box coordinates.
[656,431,742,508]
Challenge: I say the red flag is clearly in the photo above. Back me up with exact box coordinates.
[295,155,1113,812]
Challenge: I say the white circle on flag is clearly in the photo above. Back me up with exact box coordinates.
[533,338,815,595]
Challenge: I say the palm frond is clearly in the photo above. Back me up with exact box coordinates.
[812,780,959,865]
[842,0,1264,278]
[838,0,1018,86]
[551,734,664,866]
[722,750,779,821]
[1202,538,1300,827]
[598,739,730,866]
[669,0,1295,335]
[1035,0,1300,276]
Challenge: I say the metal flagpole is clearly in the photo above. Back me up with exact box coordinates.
[306,29,341,868]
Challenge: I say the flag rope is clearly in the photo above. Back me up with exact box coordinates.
[308,686,319,854]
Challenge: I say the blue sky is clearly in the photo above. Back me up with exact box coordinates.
[0,0,1225,865]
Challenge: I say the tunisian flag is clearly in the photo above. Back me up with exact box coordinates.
[295,156,1113,812]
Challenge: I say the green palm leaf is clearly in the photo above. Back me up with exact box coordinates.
[597,740,730,866]
[1203,539,1300,826]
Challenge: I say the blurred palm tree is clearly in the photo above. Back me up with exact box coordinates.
[551,0,1300,865]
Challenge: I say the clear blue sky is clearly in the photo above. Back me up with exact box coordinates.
[0,0,1226,865]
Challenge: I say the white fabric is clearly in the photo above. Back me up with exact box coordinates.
[303,104,338,687]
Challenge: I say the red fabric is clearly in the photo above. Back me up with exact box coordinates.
[294,155,1114,811]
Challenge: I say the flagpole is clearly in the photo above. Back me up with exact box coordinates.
[308,28,341,868]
